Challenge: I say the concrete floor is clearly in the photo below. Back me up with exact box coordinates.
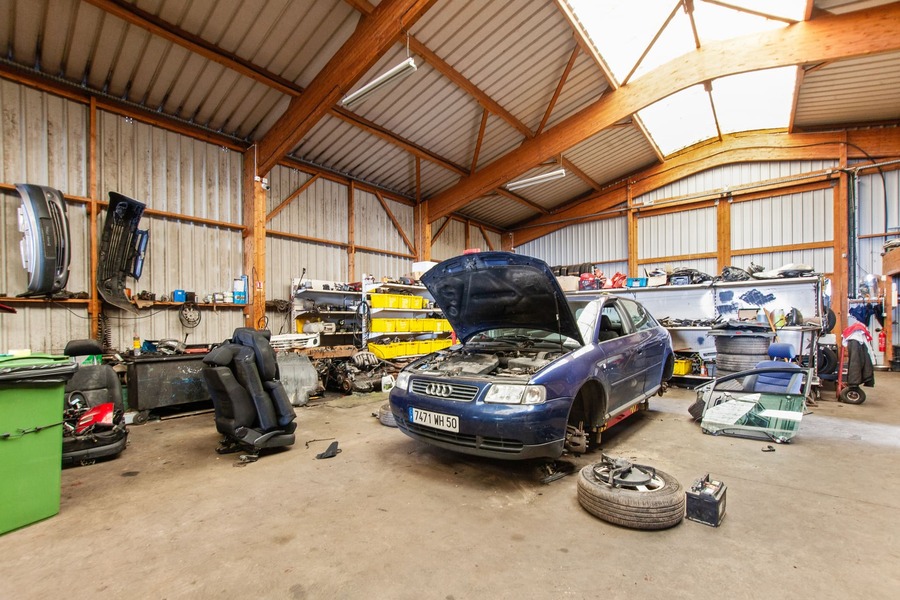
[2,375,899,600]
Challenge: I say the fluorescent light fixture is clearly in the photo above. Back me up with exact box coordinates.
[341,57,417,108]
[506,168,567,192]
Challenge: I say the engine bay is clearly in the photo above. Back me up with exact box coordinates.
[415,347,568,378]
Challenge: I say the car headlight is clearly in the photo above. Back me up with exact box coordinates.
[395,371,410,391]
[484,384,546,404]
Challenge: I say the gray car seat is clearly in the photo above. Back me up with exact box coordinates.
[202,328,297,456]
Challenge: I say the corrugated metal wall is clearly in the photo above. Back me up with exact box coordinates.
[431,217,467,261]
[635,160,838,205]
[857,168,900,276]
[266,166,350,299]
[0,80,91,351]
[96,110,246,350]
[638,206,717,270]
[516,217,628,266]
[731,186,834,274]
[354,189,414,263]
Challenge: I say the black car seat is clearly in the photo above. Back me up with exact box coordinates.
[202,327,297,456]
[64,339,124,411]
[598,315,619,341]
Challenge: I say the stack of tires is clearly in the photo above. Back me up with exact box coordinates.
[714,334,771,377]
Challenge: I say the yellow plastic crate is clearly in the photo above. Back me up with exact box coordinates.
[370,318,395,333]
[433,338,452,351]
[409,296,425,309]
[367,343,397,359]
[434,319,451,332]
[394,318,411,332]
[369,293,400,308]
[397,295,413,309]
[673,358,693,376]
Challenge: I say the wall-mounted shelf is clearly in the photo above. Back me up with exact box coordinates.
[0,296,89,305]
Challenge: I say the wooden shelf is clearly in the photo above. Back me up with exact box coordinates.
[0,296,89,305]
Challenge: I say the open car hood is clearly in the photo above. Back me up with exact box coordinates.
[421,252,583,344]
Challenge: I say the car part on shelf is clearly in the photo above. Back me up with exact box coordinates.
[179,303,202,328]
[15,184,71,296]
[577,455,685,530]
[97,192,148,313]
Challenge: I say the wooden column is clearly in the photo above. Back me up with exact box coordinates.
[88,97,101,339]
[717,195,732,271]
[833,140,850,340]
[626,183,637,276]
[242,149,267,329]
[348,182,356,281]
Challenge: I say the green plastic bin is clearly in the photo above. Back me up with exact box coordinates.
[0,354,77,535]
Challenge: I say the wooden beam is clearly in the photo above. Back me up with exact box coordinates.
[0,64,246,151]
[89,98,101,339]
[349,182,356,281]
[374,191,417,255]
[266,175,320,223]
[431,217,453,243]
[636,251,717,265]
[354,244,416,260]
[717,197,732,271]
[704,1,800,24]
[471,109,489,175]
[622,1,682,86]
[427,3,900,221]
[537,46,579,135]
[626,183,637,277]
[265,230,350,248]
[345,0,533,139]
[552,0,618,88]
[84,0,300,96]
[256,0,437,175]
[478,225,495,251]
[560,156,601,192]
[731,240,834,256]
[278,156,415,206]
[88,0,468,176]
[495,189,551,215]
[242,150,266,328]
[335,108,467,175]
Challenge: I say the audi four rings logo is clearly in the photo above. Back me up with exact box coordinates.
[426,383,453,397]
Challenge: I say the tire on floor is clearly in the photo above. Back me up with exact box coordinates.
[577,464,685,530]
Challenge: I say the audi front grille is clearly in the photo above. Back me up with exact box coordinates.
[410,379,480,402]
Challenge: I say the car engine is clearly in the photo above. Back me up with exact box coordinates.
[415,348,567,378]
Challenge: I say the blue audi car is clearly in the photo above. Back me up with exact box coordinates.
[389,252,675,460]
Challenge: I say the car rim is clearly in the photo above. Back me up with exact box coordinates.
[590,459,666,492]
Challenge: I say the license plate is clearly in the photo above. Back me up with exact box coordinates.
[409,407,459,433]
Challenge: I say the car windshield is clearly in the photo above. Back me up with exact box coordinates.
[468,327,581,349]
[699,367,812,443]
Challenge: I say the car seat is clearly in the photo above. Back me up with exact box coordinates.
[598,315,619,341]
[64,339,124,411]
[744,342,803,394]
[202,327,297,456]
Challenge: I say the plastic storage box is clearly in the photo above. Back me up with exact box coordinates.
[673,358,693,375]
[0,354,77,535]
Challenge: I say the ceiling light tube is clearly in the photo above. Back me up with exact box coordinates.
[506,168,567,192]
[341,57,417,108]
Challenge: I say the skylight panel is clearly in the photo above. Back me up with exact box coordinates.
[638,85,719,156]
[692,1,792,44]
[714,0,808,22]
[712,67,798,134]
[567,0,674,83]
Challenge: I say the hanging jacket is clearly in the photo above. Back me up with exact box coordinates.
[845,339,875,388]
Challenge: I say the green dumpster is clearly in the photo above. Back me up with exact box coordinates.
[0,354,77,535]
